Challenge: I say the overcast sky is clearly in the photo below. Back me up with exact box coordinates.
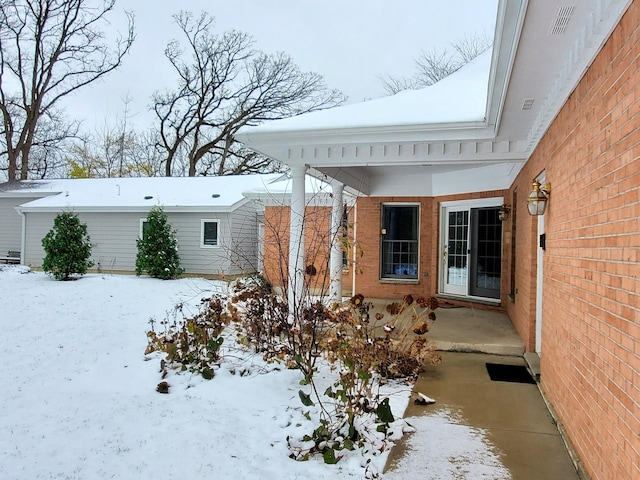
[63,0,498,131]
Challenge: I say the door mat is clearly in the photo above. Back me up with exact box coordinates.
[485,363,536,384]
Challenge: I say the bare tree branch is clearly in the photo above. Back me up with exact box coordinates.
[381,33,492,95]
[153,11,345,177]
[0,0,134,181]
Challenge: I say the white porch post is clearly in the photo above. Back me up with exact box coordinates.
[288,165,306,321]
[329,181,344,303]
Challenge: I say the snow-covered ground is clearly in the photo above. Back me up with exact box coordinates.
[0,266,509,479]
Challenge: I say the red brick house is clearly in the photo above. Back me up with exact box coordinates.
[237,1,640,479]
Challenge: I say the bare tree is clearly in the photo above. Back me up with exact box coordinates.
[153,11,346,177]
[0,0,134,181]
[381,33,492,95]
[67,126,162,178]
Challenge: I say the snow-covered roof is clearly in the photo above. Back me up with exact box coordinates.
[3,175,282,212]
[243,174,329,205]
[239,50,491,136]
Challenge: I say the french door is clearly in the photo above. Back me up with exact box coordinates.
[442,202,502,300]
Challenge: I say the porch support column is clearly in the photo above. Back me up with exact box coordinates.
[288,165,307,321]
[329,180,344,303]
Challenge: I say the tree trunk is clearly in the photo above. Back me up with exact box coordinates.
[7,151,18,181]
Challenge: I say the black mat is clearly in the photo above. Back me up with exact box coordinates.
[485,363,536,384]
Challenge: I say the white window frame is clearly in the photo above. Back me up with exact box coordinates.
[139,219,148,239]
[201,219,220,248]
[438,197,504,300]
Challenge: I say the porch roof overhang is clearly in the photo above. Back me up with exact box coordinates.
[236,0,632,197]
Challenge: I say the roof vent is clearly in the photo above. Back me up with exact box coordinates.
[549,6,574,35]
[211,193,220,198]
[144,195,153,200]
[521,98,535,110]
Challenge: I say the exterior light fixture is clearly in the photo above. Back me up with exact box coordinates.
[526,181,551,216]
[498,204,511,221]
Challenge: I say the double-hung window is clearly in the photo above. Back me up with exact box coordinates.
[201,219,219,248]
[380,204,419,279]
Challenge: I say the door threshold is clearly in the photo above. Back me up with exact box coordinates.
[437,293,501,307]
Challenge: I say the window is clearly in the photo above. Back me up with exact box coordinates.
[139,219,149,239]
[380,204,419,279]
[201,219,219,247]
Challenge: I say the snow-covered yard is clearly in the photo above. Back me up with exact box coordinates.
[0,266,509,479]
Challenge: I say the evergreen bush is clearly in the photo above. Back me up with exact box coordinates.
[136,206,183,279]
[42,211,94,281]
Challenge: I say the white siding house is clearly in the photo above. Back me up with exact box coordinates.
[0,175,281,276]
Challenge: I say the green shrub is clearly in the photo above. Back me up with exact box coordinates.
[136,206,183,279]
[42,211,94,281]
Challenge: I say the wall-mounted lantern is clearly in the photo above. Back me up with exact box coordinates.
[526,181,551,216]
[498,204,511,221]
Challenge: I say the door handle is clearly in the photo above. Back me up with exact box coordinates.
[443,246,448,261]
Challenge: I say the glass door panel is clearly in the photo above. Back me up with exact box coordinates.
[443,209,469,295]
[469,208,502,299]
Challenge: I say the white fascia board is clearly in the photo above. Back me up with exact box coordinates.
[0,191,62,198]
[237,120,494,151]
[485,0,529,133]
[17,205,239,214]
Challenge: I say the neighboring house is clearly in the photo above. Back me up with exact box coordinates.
[236,1,640,479]
[0,174,281,276]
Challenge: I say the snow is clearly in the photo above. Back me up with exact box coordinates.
[384,411,510,480]
[0,265,511,479]
[1,174,282,211]
[238,50,492,135]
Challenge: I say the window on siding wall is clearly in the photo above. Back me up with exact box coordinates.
[139,219,149,239]
[201,219,219,247]
[380,204,419,279]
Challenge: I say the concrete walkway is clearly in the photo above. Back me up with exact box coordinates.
[381,305,579,479]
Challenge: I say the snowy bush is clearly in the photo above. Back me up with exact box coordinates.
[230,283,441,465]
[41,211,94,281]
[146,296,229,379]
[135,206,183,279]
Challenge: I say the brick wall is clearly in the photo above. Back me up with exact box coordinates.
[509,3,640,478]
[352,191,510,305]
[352,196,435,300]
[263,205,354,295]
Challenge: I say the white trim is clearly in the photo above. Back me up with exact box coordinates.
[17,208,26,265]
[200,219,220,248]
[535,171,546,354]
[139,219,148,240]
[257,223,265,272]
[440,197,504,209]
[18,204,244,214]
[439,197,505,299]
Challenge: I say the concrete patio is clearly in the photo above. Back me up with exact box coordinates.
[379,303,580,479]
